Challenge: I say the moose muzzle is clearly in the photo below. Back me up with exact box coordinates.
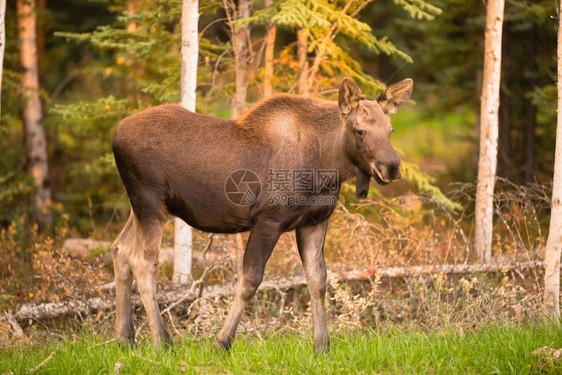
[371,155,401,184]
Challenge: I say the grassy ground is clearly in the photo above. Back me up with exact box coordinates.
[1,325,561,374]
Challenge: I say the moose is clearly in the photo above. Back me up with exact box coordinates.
[111,77,413,353]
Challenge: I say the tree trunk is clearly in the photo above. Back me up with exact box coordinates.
[0,0,6,117]
[229,0,252,118]
[126,0,137,33]
[263,0,275,97]
[474,0,504,263]
[226,0,253,264]
[17,0,52,228]
[126,0,140,102]
[296,28,308,95]
[173,0,199,284]
[36,0,46,86]
[543,4,562,323]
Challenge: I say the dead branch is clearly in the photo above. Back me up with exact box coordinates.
[3,312,27,341]
[15,297,116,321]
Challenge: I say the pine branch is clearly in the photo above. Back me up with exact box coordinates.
[393,0,442,20]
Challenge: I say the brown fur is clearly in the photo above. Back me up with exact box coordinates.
[111,77,413,353]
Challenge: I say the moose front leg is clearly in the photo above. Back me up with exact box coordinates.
[217,220,282,351]
[296,219,330,354]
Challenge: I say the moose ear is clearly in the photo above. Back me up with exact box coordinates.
[377,78,413,114]
[339,78,362,116]
[355,172,371,199]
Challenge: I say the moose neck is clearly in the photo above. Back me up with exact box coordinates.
[239,94,361,184]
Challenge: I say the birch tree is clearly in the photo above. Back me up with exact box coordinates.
[474,0,504,263]
[173,0,199,284]
[543,2,562,323]
[0,0,6,116]
[17,0,52,228]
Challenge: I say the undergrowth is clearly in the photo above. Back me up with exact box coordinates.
[0,181,554,353]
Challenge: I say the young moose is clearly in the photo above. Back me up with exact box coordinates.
[111,77,413,353]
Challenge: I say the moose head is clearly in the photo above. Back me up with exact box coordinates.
[338,77,413,197]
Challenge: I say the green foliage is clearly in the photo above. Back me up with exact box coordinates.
[387,0,558,183]
[51,96,131,121]
[393,0,442,20]
[247,0,435,95]
[0,173,32,226]
[529,84,556,127]
[0,0,458,232]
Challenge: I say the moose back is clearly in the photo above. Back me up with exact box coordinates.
[111,77,413,353]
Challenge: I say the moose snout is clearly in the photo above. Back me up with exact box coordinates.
[379,161,401,180]
[372,156,401,183]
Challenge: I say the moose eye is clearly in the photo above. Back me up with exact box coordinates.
[355,129,365,136]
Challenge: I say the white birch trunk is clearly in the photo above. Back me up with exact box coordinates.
[0,0,6,116]
[543,4,562,323]
[173,0,199,284]
[17,0,52,227]
[474,0,504,263]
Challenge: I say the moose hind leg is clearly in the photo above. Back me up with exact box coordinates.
[216,220,282,351]
[296,220,330,354]
[130,218,172,348]
[112,212,136,345]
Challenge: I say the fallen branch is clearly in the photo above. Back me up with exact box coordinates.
[338,260,545,280]
[3,312,28,341]
[15,297,116,321]
[11,260,545,321]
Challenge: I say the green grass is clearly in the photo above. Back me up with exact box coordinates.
[1,325,561,374]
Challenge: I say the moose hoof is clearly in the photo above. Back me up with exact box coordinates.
[116,335,135,349]
[116,327,135,348]
[216,337,233,352]
[155,331,173,350]
[314,338,330,355]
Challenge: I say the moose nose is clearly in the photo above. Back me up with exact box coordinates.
[388,159,401,180]
[376,158,401,181]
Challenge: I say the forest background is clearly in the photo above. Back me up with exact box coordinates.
[1,0,561,354]
[2,0,557,234]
